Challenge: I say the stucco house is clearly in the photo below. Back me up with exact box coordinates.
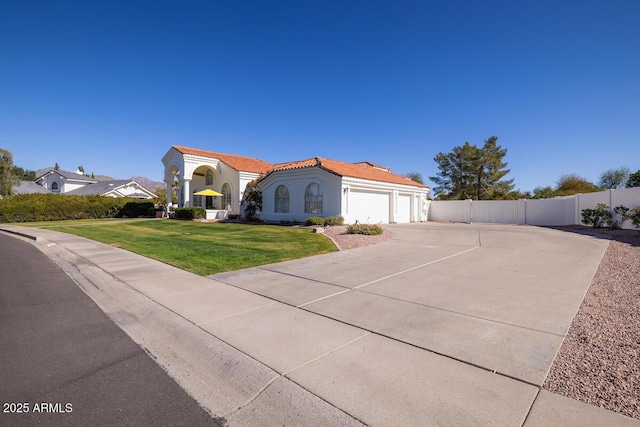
[162,145,273,219]
[32,168,157,199]
[259,157,429,224]
[35,168,96,193]
[162,145,429,223]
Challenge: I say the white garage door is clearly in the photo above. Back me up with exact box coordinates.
[396,194,412,223]
[349,190,390,224]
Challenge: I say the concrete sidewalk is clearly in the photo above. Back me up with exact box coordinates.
[1,222,638,426]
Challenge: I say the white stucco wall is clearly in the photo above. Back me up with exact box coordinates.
[260,169,429,224]
[63,181,88,193]
[39,174,88,193]
[259,167,342,222]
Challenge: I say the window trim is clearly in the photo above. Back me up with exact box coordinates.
[304,183,323,214]
[222,182,232,210]
[274,185,290,213]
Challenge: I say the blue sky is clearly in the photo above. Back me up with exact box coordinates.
[1,0,638,192]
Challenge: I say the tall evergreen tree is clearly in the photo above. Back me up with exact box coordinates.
[0,148,19,197]
[429,136,514,200]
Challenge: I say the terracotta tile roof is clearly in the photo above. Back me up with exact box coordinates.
[271,157,429,188]
[353,161,391,172]
[172,145,273,174]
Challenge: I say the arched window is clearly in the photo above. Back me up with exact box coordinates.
[205,169,214,185]
[275,185,289,213]
[222,183,232,210]
[305,183,323,214]
[51,182,59,192]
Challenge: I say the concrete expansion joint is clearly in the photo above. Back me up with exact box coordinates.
[354,245,480,289]
[223,332,371,421]
[196,301,278,326]
[521,387,542,427]
[259,266,349,288]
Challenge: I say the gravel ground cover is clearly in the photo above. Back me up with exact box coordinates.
[544,226,640,420]
[318,225,393,250]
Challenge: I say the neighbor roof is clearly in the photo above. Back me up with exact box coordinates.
[65,180,151,196]
[35,168,98,183]
[14,181,52,194]
[172,145,273,174]
[269,157,428,188]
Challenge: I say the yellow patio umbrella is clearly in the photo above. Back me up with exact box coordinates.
[193,189,224,196]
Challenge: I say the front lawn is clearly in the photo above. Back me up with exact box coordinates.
[34,220,337,275]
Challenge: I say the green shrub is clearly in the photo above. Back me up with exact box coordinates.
[120,201,155,218]
[347,223,383,235]
[630,206,640,231]
[0,194,148,223]
[305,217,326,226]
[581,203,612,228]
[608,205,631,229]
[324,216,344,226]
[174,207,206,220]
[305,216,344,226]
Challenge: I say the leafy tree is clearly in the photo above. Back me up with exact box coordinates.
[154,185,177,205]
[429,136,514,200]
[598,167,630,189]
[555,174,600,197]
[0,148,20,197]
[404,172,424,184]
[532,186,555,199]
[241,179,262,221]
[11,166,36,181]
[627,169,640,188]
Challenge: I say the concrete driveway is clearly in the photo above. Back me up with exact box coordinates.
[2,222,638,426]
[213,223,608,386]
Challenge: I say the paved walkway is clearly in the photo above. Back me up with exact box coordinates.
[1,222,639,426]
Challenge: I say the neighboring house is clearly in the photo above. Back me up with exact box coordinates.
[162,146,273,218]
[65,180,158,199]
[162,145,430,224]
[259,157,430,224]
[35,168,97,193]
[31,168,156,199]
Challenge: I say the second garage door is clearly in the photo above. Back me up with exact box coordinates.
[396,194,412,223]
[349,190,390,224]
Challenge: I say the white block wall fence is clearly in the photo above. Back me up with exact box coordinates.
[428,187,640,230]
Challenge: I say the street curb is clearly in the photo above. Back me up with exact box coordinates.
[0,226,46,243]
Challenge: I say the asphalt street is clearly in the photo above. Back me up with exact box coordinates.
[0,233,221,426]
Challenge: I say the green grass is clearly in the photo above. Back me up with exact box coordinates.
[30,219,337,276]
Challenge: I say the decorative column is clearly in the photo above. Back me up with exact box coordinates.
[183,179,191,207]
[165,181,172,208]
